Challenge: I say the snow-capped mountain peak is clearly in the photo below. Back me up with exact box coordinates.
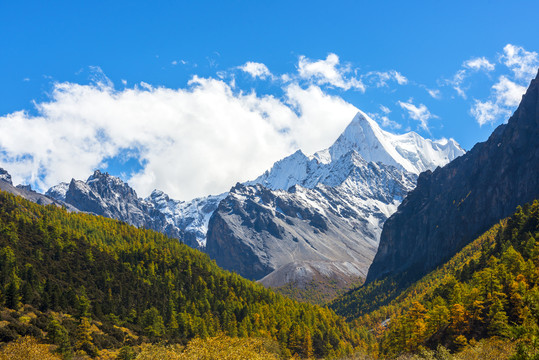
[45,182,69,201]
[252,111,465,192]
[314,111,464,174]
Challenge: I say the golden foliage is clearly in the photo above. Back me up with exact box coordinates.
[134,335,281,360]
[456,337,515,359]
[0,336,61,360]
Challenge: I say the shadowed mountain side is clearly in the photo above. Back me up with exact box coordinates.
[367,69,539,285]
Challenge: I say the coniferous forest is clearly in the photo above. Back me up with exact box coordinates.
[331,200,539,359]
[1,178,539,360]
[0,190,370,359]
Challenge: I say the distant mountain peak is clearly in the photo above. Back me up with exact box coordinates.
[314,110,465,175]
[253,111,465,193]
[0,168,12,185]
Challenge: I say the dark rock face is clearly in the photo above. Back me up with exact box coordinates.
[59,170,186,243]
[16,184,33,192]
[206,154,416,283]
[367,70,539,284]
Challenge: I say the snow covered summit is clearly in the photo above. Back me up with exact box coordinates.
[252,111,465,192]
[314,111,465,174]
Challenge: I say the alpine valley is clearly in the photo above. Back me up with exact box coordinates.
[0,71,538,360]
[3,110,464,303]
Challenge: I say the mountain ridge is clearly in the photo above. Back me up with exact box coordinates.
[367,69,539,285]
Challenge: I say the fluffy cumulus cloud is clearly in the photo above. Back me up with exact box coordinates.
[398,100,436,131]
[297,53,365,91]
[0,75,358,200]
[470,44,537,126]
[470,100,502,127]
[471,76,526,126]
[239,61,273,79]
[501,44,539,80]
[492,76,527,107]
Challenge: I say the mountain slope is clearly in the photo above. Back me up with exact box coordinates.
[0,168,78,211]
[0,189,366,358]
[367,70,539,285]
[206,152,417,291]
[146,189,226,248]
[206,112,463,300]
[48,170,190,244]
[46,171,218,249]
[332,200,539,358]
[42,110,463,254]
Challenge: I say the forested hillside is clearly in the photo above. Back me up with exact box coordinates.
[0,190,369,358]
[332,200,539,358]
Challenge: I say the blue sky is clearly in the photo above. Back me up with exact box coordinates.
[1,1,538,199]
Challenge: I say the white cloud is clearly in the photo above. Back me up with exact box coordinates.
[398,100,436,131]
[366,70,408,87]
[369,108,402,130]
[470,75,526,126]
[427,88,441,99]
[297,53,365,91]
[239,61,273,80]
[492,76,526,107]
[470,100,505,127]
[460,44,537,126]
[501,44,539,81]
[0,75,358,200]
[393,71,408,85]
[447,56,495,99]
[380,116,402,129]
[450,69,468,98]
[463,57,495,72]
[283,84,358,153]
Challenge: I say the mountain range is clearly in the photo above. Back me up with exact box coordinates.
[0,69,538,360]
[0,110,464,300]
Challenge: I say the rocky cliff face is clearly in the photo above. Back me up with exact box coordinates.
[47,170,189,244]
[367,70,539,284]
[205,112,464,292]
[206,152,417,282]
[0,168,12,184]
[146,190,226,248]
[0,168,78,211]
